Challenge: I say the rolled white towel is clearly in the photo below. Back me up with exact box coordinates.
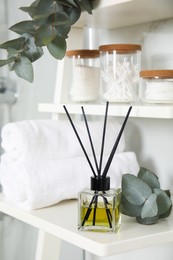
[1,119,125,162]
[0,152,139,210]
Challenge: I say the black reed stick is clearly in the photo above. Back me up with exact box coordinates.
[63,105,97,177]
[98,101,109,176]
[81,106,99,175]
[93,195,98,226]
[102,106,132,178]
[81,194,97,226]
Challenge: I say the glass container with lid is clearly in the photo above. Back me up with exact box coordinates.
[66,49,100,102]
[140,70,173,104]
[99,44,141,103]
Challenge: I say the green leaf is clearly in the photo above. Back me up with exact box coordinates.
[20,0,40,18]
[122,174,152,206]
[74,0,93,14]
[154,188,172,215]
[0,38,26,51]
[121,195,142,217]
[57,0,78,8]
[34,0,62,19]
[159,205,172,218]
[49,12,71,37]
[10,21,37,36]
[141,193,158,218]
[138,167,160,189]
[63,6,81,25]
[22,34,43,62]
[49,12,70,26]
[47,36,66,59]
[14,56,34,83]
[136,215,159,225]
[35,24,57,46]
[0,57,16,67]
[20,6,36,17]
[35,17,49,27]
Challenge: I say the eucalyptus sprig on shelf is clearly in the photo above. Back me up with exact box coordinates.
[0,0,95,83]
[121,167,172,225]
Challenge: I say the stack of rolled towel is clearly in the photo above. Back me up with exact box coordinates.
[0,119,139,210]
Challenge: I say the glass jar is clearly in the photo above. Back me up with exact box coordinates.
[140,70,173,104]
[66,49,100,102]
[78,177,121,233]
[99,44,141,103]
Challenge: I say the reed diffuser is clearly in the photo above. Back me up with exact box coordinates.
[63,103,132,233]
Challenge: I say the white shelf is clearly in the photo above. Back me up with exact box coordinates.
[0,194,173,257]
[74,0,173,29]
[38,103,173,119]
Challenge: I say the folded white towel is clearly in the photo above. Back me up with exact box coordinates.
[0,152,139,210]
[1,119,125,162]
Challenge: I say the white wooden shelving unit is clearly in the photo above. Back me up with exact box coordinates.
[0,194,173,257]
[1,1,173,260]
[39,0,173,120]
[38,103,173,119]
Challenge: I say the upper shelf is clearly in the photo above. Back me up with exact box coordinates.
[38,103,173,119]
[74,0,173,29]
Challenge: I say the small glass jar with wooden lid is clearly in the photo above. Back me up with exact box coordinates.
[99,44,141,103]
[66,49,100,102]
[140,70,173,104]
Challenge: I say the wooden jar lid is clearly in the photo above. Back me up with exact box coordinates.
[66,49,99,58]
[140,70,173,78]
[99,44,141,53]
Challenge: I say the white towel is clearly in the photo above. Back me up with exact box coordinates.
[1,119,125,161]
[0,152,139,210]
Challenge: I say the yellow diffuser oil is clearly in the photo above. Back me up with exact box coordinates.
[78,177,121,233]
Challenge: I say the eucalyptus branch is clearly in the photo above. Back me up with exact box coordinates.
[0,0,94,82]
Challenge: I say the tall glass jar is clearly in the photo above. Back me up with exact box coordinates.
[99,44,141,103]
[140,70,173,104]
[66,49,100,102]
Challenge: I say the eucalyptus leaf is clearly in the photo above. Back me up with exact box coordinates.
[50,12,71,37]
[141,193,158,218]
[35,17,49,27]
[159,205,172,218]
[49,12,70,26]
[19,6,36,17]
[20,0,40,17]
[63,6,81,25]
[35,24,57,46]
[10,21,37,36]
[138,167,160,189]
[47,36,66,60]
[7,53,17,71]
[154,188,172,215]
[34,0,62,19]
[136,215,159,225]
[22,34,43,62]
[0,38,26,51]
[121,195,142,217]
[164,189,171,198]
[74,0,93,14]
[14,56,34,83]
[122,174,152,206]
[0,57,16,67]
[57,0,78,8]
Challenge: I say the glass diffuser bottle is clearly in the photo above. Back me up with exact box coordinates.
[78,176,121,232]
[63,102,132,233]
